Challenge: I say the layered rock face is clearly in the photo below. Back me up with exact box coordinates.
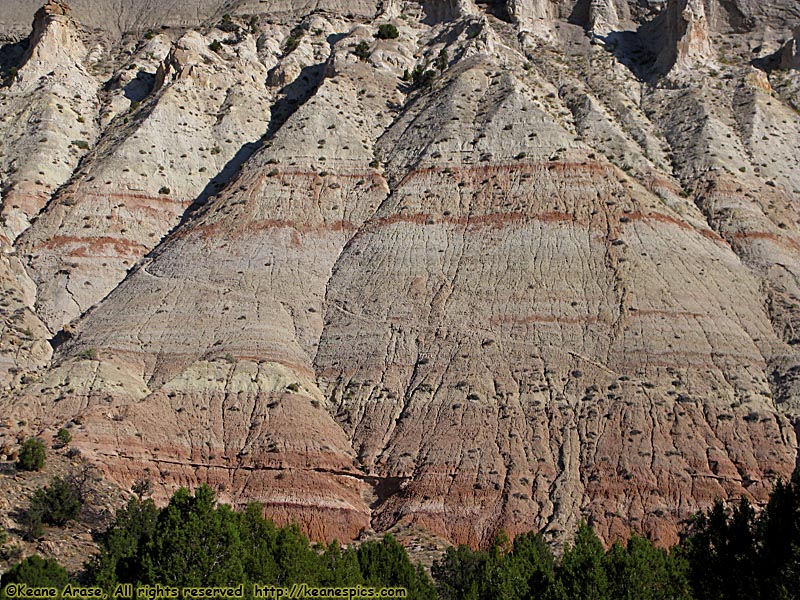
[0,0,799,549]
[781,30,800,69]
[0,0,226,38]
[18,28,275,332]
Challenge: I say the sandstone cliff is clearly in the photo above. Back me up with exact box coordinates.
[0,0,799,551]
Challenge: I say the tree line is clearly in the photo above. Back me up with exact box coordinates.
[1,471,798,599]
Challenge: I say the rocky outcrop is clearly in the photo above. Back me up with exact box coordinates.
[652,0,714,73]
[780,30,800,69]
[21,1,82,80]
[17,27,276,333]
[0,0,99,239]
[588,0,626,35]
[0,234,52,390]
[0,0,225,38]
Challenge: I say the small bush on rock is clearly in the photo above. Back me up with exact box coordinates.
[376,24,399,39]
[17,438,45,471]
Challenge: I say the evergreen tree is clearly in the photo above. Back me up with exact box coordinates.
[682,501,729,600]
[237,503,280,583]
[86,496,158,589]
[353,41,371,61]
[17,438,45,471]
[682,497,765,600]
[142,485,245,586]
[758,475,800,600]
[510,531,556,599]
[357,535,437,599]
[432,545,487,600]
[271,522,325,585]
[375,24,399,39]
[37,477,82,526]
[320,541,363,586]
[603,535,692,600]
[724,499,760,600]
[556,521,609,600]
[435,49,448,73]
[1,555,70,591]
[23,477,82,539]
[474,531,527,600]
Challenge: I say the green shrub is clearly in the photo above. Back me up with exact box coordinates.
[219,14,238,33]
[131,478,153,499]
[25,477,82,538]
[435,48,448,73]
[284,35,301,54]
[158,186,171,195]
[209,39,222,53]
[72,139,89,150]
[354,41,371,61]
[17,438,45,471]
[78,348,98,360]
[56,428,72,446]
[411,65,436,89]
[0,555,70,588]
[144,30,155,40]
[358,535,435,595]
[376,24,399,39]
[10,475,800,599]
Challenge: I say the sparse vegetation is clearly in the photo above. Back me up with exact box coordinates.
[410,64,436,89]
[72,139,89,150]
[158,186,171,195]
[284,28,304,55]
[209,39,223,53]
[376,24,399,40]
[56,428,72,447]
[435,48,448,73]
[17,438,46,472]
[131,477,153,499]
[219,14,238,33]
[77,348,98,360]
[23,477,82,539]
[354,40,372,61]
